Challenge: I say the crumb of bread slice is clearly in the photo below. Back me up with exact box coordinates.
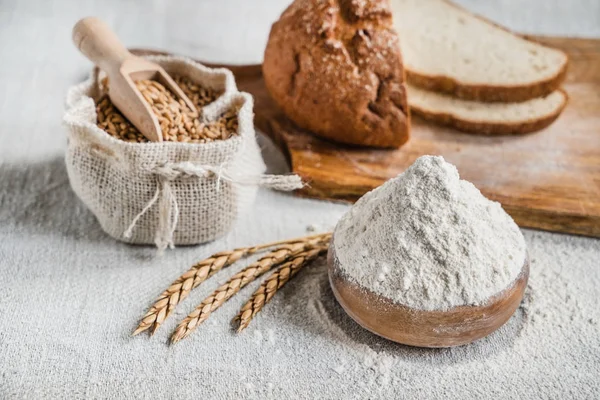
[392,0,568,102]
[408,84,567,135]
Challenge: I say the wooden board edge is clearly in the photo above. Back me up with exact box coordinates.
[293,180,600,237]
[504,206,600,238]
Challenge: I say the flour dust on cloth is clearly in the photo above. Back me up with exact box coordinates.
[63,56,301,252]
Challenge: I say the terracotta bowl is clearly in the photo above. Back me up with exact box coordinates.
[328,241,529,348]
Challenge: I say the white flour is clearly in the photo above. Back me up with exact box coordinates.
[334,156,527,310]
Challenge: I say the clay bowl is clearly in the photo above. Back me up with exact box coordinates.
[328,240,529,348]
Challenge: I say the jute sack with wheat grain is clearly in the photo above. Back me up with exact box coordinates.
[63,55,301,252]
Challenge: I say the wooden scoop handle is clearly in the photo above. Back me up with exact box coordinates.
[72,17,132,73]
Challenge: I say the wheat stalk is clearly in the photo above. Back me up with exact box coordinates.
[133,233,330,336]
[170,234,331,343]
[234,244,329,333]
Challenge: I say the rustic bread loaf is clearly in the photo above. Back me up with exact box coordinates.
[408,84,567,135]
[263,0,410,148]
[391,0,569,102]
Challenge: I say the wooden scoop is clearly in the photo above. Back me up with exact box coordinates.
[328,238,529,348]
[72,17,197,142]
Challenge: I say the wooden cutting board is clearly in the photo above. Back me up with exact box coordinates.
[135,36,600,237]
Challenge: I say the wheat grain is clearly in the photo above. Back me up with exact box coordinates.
[170,234,331,343]
[96,97,145,143]
[234,244,329,332]
[95,75,238,143]
[173,75,219,109]
[133,233,331,336]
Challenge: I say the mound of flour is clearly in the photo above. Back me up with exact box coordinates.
[333,155,527,310]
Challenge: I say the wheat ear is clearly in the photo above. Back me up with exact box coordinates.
[234,244,329,332]
[170,234,331,343]
[133,233,330,336]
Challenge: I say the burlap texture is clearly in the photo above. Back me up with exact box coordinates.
[63,56,300,251]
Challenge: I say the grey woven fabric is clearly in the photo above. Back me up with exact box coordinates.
[1,0,599,398]
[1,163,599,398]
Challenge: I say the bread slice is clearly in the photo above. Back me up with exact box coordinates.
[391,0,569,102]
[408,84,567,135]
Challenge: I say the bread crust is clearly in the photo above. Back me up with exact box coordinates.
[410,89,568,135]
[404,0,569,103]
[407,66,568,103]
[263,0,410,148]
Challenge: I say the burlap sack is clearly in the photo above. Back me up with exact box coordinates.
[63,55,301,252]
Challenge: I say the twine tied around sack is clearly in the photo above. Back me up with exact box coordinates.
[123,161,303,253]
